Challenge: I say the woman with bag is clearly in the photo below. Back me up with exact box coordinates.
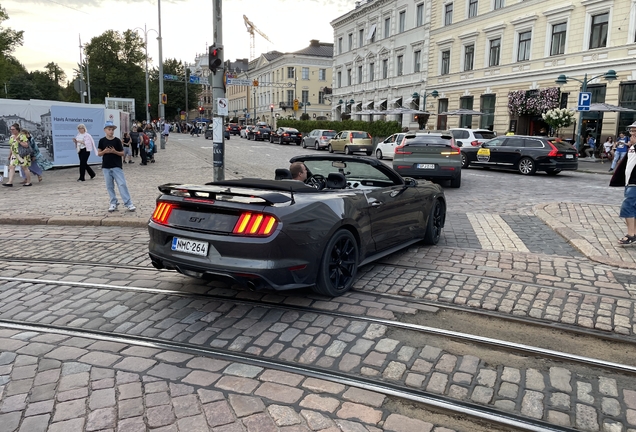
[74,124,96,182]
[18,130,51,183]
[2,123,32,187]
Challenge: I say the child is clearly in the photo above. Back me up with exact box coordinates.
[147,138,155,163]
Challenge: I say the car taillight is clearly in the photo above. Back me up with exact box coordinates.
[152,202,175,224]
[283,133,289,137]
[395,145,411,155]
[256,131,260,135]
[441,146,460,155]
[233,212,278,236]
[298,133,302,137]
[546,142,564,157]
[471,140,480,146]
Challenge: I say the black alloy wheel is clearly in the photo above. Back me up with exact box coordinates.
[423,199,445,245]
[518,157,536,175]
[314,230,358,296]
[461,152,469,168]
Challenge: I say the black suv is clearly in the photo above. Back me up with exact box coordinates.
[461,135,578,175]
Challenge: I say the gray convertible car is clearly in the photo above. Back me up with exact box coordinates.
[148,155,446,296]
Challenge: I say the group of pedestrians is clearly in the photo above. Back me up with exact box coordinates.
[2,123,52,187]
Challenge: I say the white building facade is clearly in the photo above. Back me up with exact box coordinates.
[331,0,433,128]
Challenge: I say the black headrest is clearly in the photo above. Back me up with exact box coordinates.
[275,169,292,180]
[326,172,347,189]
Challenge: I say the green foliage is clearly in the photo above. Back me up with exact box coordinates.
[0,6,23,57]
[299,113,310,121]
[276,119,402,138]
[148,59,198,120]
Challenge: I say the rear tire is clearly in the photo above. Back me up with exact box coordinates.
[423,199,445,245]
[376,149,383,160]
[313,230,358,296]
[461,152,469,169]
[518,157,536,175]
[301,139,306,148]
[449,173,461,188]
[546,169,561,176]
[366,151,372,156]
[345,146,352,155]
[328,144,333,153]
[315,142,320,151]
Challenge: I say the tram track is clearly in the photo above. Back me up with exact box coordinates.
[0,319,576,432]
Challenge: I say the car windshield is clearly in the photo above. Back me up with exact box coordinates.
[405,136,452,147]
[322,131,337,137]
[304,159,396,184]
[549,139,577,151]
[351,132,370,139]
[284,128,298,133]
[474,131,496,139]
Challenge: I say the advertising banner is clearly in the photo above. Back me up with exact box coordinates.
[50,105,104,166]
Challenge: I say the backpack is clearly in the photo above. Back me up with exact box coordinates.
[142,133,150,147]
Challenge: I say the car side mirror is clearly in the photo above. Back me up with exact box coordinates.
[403,177,417,187]
[456,141,463,147]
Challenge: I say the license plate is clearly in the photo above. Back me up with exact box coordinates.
[417,164,435,169]
[171,237,208,257]
[359,148,367,151]
[566,154,574,159]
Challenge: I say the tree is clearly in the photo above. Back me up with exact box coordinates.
[44,62,66,85]
[7,73,41,100]
[0,6,23,57]
[149,59,199,120]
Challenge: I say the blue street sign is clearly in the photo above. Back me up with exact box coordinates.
[578,92,592,111]
[246,114,250,118]
[163,74,179,81]
[189,76,200,84]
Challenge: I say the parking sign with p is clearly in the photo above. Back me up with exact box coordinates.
[578,92,592,111]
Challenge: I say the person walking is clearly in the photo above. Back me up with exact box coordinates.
[97,121,136,212]
[138,127,148,165]
[162,121,170,144]
[610,132,629,172]
[130,127,140,158]
[3,123,32,187]
[610,122,636,245]
[122,132,133,164]
[73,124,97,182]
[20,130,51,182]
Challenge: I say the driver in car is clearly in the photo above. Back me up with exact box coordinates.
[290,162,308,182]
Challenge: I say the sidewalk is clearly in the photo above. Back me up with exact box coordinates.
[576,157,616,175]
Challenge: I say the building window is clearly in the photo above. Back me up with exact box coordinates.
[464,44,474,71]
[414,50,421,73]
[444,3,453,26]
[382,59,388,79]
[302,90,309,104]
[287,90,294,105]
[399,11,406,33]
[459,96,474,128]
[550,22,567,56]
[347,69,352,86]
[489,38,500,66]
[437,98,448,129]
[468,0,478,18]
[618,83,636,134]
[384,17,391,38]
[370,26,376,43]
[359,29,364,47]
[416,3,424,27]
[479,94,496,129]
[348,33,353,51]
[494,0,504,9]
[319,69,326,80]
[397,55,403,76]
[559,92,569,109]
[589,12,608,49]
[318,91,325,104]
[302,67,309,80]
[441,50,450,75]
[369,63,375,81]
[338,37,342,54]
[357,65,363,83]
[517,31,532,62]
[337,71,342,88]
[287,67,295,78]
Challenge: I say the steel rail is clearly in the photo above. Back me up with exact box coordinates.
[1,275,635,375]
[0,319,577,432]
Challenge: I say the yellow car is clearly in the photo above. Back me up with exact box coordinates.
[328,130,373,156]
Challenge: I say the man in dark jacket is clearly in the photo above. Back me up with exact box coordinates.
[609,121,636,245]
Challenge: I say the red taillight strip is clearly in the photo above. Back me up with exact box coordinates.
[233,212,278,236]
[152,202,175,224]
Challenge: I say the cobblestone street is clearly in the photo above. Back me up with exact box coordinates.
[1,134,635,431]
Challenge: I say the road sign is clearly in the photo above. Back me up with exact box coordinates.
[217,98,229,116]
[227,78,253,86]
[189,76,200,84]
[163,74,179,81]
[246,113,250,118]
[578,92,592,111]
[161,94,167,104]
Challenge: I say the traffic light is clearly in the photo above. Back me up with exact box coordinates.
[147,103,151,109]
[199,107,204,114]
[209,45,222,74]
[270,104,274,112]
[293,99,299,111]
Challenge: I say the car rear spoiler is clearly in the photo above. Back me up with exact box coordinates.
[157,182,296,205]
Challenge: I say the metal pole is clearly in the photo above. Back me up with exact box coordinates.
[212,0,225,181]
[144,25,150,124]
[253,89,256,124]
[86,55,92,104]
[157,0,166,149]
[78,34,85,104]
[575,73,587,152]
[185,64,188,124]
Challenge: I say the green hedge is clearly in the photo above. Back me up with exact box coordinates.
[276,119,402,138]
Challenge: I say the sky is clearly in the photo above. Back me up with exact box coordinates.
[5,0,355,81]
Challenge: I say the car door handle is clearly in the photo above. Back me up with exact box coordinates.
[371,201,383,207]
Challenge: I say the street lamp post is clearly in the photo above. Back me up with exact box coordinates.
[157,0,166,149]
[134,24,158,124]
[303,101,311,115]
[555,70,618,150]
[413,90,438,129]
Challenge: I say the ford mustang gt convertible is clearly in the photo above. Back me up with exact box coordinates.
[148,155,446,296]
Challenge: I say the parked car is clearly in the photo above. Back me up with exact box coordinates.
[328,131,373,155]
[241,126,254,139]
[392,130,462,188]
[227,123,241,135]
[248,126,271,141]
[302,129,337,150]
[148,154,446,296]
[461,135,578,175]
[204,124,230,140]
[270,127,303,145]
[375,133,407,160]
[450,128,497,148]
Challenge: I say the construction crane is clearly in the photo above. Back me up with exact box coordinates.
[243,15,273,61]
